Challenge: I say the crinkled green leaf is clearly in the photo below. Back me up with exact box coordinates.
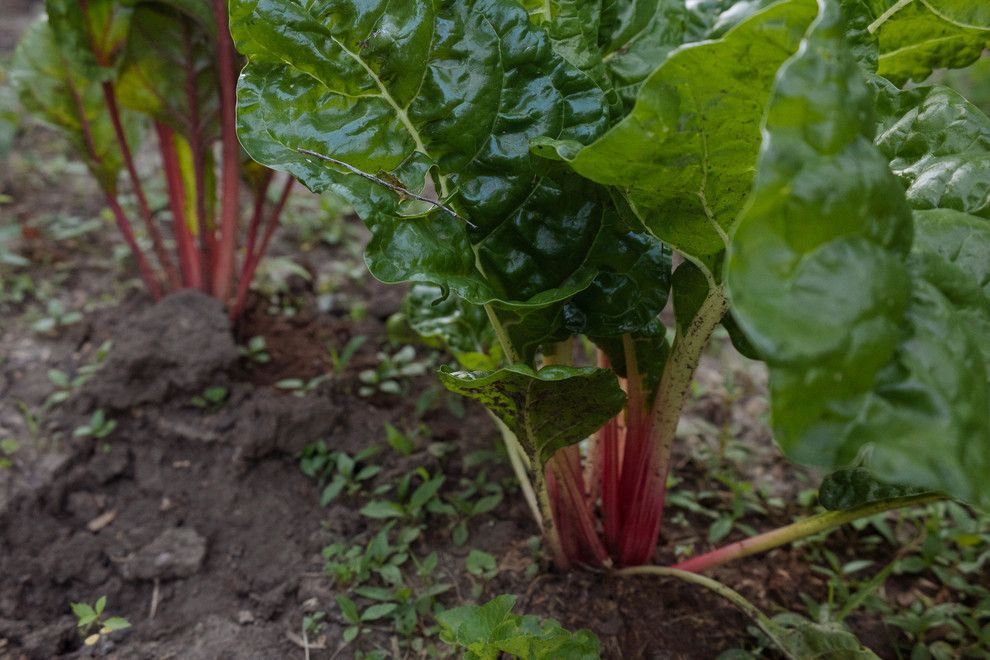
[864,0,988,85]
[116,4,219,142]
[438,594,600,660]
[563,230,671,337]
[395,285,500,370]
[521,0,620,115]
[535,0,818,260]
[232,0,614,311]
[766,613,879,659]
[819,467,930,511]
[727,2,990,508]
[875,83,990,219]
[921,0,990,31]
[45,0,133,79]
[10,18,137,194]
[597,0,711,110]
[438,365,625,467]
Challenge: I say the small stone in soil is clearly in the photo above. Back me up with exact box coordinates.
[237,610,255,625]
[120,527,207,581]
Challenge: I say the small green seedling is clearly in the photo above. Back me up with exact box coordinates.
[465,550,499,600]
[437,595,599,660]
[71,596,131,647]
[239,336,271,364]
[299,441,382,506]
[73,410,117,439]
[276,375,329,397]
[384,422,415,456]
[359,467,445,521]
[32,299,82,334]
[190,386,229,410]
[358,345,431,397]
[327,334,366,376]
[0,438,19,469]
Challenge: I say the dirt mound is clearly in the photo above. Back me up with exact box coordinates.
[84,291,239,411]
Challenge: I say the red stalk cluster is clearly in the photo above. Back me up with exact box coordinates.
[546,346,671,569]
[72,1,289,317]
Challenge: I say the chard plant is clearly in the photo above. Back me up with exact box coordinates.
[10,0,294,316]
[231,0,990,578]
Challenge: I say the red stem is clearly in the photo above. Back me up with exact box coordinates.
[105,196,163,299]
[211,0,241,301]
[101,81,180,289]
[177,18,214,294]
[63,62,160,299]
[156,122,202,289]
[230,175,293,320]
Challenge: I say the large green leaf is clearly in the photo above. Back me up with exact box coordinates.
[534,0,819,260]
[116,4,219,142]
[727,1,990,507]
[437,595,600,660]
[439,365,625,467]
[10,18,135,194]
[875,83,990,219]
[864,0,989,85]
[232,0,615,311]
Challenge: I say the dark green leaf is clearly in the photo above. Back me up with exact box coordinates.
[563,230,671,337]
[819,467,931,511]
[591,329,668,402]
[232,0,613,310]
[598,0,711,110]
[535,0,818,260]
[439,365,625,467]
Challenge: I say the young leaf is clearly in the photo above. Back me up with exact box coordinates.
[726,1,990,507]
[45,0,133,78]
[439,365,625,468]
[534,0,819,260]
[437,594,600,660]
[765,612,879,659]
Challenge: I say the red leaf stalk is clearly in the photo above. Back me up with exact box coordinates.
[211,0,242,300]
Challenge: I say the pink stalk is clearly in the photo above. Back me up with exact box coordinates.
[177,18,213,294]
[673,492,944,573]
[156,122,202,289]
[105,196,163,299]
[230,175,293,320]
[64,69,161,299]
[101,81,180,288]
[211,0,242,300]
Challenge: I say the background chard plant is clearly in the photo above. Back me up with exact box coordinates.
[10,0,293,315]
[231,0,988,591]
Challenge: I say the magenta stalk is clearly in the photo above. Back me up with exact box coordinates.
[672,492,945,573]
